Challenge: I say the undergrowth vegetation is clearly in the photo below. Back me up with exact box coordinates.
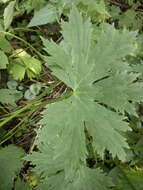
[1,0,143,189]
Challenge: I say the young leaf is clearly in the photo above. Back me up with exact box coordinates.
[24,89,36,100]
[9,63,26,81]
[7,80,18,89]
[30,83,41,95]
[4,0,16,30]
[0,145,25,190]
[9,49,41,80]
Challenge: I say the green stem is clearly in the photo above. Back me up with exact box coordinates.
[0,91,73,145]
[0,118,27,145]
[12,28,39,33]
[0,31,44,60]
[0,81,60,128]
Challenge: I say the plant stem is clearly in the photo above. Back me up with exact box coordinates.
[0,31,44,60]
[0,81,61,128]
[0,90,73,144]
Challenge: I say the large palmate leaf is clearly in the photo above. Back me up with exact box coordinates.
[27,6,143,190]
[0,145,25,190]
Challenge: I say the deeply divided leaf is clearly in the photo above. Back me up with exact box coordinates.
[27,6,143,190]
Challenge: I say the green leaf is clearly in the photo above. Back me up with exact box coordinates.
[36,167,112,190]
[24,89,36,100]
[9,49,41,80]
[4,0,16,30]
[0,35,13,53]
[0,50,9,69]
[0,145,25,190]
[7,80,18,89]
[132,62,143,76]
[0,88,23,106]
[0,22,13,52]
[92,23,137,79]
[30,83,41,95]
[94,72,143,115]
[9,63,26,81]
[119,10,142,30]
[28,4,57,27]
[27,6,142,190]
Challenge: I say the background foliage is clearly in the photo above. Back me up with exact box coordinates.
[1,0,143,189]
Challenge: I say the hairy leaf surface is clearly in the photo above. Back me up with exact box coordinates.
[94,72,143,115]
[27,6,143,190]
[36,167,112,190]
